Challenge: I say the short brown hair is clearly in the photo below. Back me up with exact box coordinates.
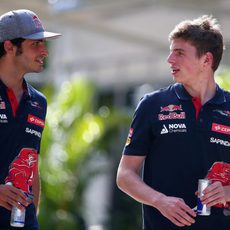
[0,38,25,58]
[168,15,224,71]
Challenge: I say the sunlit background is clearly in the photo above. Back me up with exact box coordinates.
[1,0,230,229]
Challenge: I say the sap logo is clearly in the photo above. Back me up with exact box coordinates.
[210,137,230,147]
[25,127,41,138]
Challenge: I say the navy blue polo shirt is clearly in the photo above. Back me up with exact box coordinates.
[0,79,47,229]
[123,83,230,229]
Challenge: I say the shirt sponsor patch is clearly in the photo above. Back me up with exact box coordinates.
[0,113,8,123]
[212,123,230,135]
[30,101,42,109]
[27,114,45,128]
[160,104,183,112]
[160,123,187,134]
[125,128,133,146]
[210,137,230,147]
[25,127,41,138]
[158,112,186,120]
[214,109,230,118]
[158,104,185,120]
[0,101,6,109]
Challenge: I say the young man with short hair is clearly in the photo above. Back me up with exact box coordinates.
[0,9,61,229]
[117,15,230,230]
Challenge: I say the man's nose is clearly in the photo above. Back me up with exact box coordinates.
[41,46,48,57]
[167,53,175,64]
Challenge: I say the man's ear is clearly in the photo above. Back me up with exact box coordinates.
[3,40,15,54]
[203,52,213,64]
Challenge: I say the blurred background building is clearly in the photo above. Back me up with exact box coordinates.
[2,0,230,89]
[1,0,230,229]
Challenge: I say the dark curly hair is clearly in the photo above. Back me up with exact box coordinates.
[0,38,25,58]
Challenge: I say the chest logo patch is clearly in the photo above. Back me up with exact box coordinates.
[125,128,133,146]
[28,114,45,128]
[212,123,230,135]
[0,113,8,123]
[160,104,182,112]
[158,104,186,120]
[160,123,187,134]
[213,110,230,118]
[0,101,6,109]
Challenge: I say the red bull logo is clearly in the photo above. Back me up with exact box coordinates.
[158,112,186,120]
[160,104,183,112]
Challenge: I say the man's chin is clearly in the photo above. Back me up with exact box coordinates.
[173,76,183,84]
[33,67,44,73]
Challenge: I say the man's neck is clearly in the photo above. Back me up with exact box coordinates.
[0,72,24,104]
[183,78,216,105]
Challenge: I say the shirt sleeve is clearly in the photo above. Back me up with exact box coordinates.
[123,95,154,156]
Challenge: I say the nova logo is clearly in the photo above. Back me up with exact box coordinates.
[161,123,187,134]
[169,123,186,129]
[0,113,8,123]
[161,125,168,134]
[0,114,7,119]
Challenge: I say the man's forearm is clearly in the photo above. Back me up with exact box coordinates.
[117,168,164,208]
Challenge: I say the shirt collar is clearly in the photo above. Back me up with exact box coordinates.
[0,79,32,99]
[173,83,226,105]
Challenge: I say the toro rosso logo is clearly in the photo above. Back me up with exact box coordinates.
[214,109,230,118]
[5,148,38,193]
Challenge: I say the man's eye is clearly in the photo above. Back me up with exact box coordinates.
[177,52,183,56]
[32,41,40,46]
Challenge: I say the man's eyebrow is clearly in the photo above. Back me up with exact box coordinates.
[31,39,45,42]
[171,48,184,52]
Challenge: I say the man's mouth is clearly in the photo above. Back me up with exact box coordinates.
[36,57,44,65]
[171,67,180,75]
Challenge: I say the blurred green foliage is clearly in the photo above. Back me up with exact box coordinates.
[38,77,141,229]
[216,68,230,90]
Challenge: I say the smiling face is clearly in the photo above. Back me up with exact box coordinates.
[167,38,207,86]
[14,39,48,74]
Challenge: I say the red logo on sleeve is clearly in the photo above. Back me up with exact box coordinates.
[28,114,45,128]
[212,123,230,135]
